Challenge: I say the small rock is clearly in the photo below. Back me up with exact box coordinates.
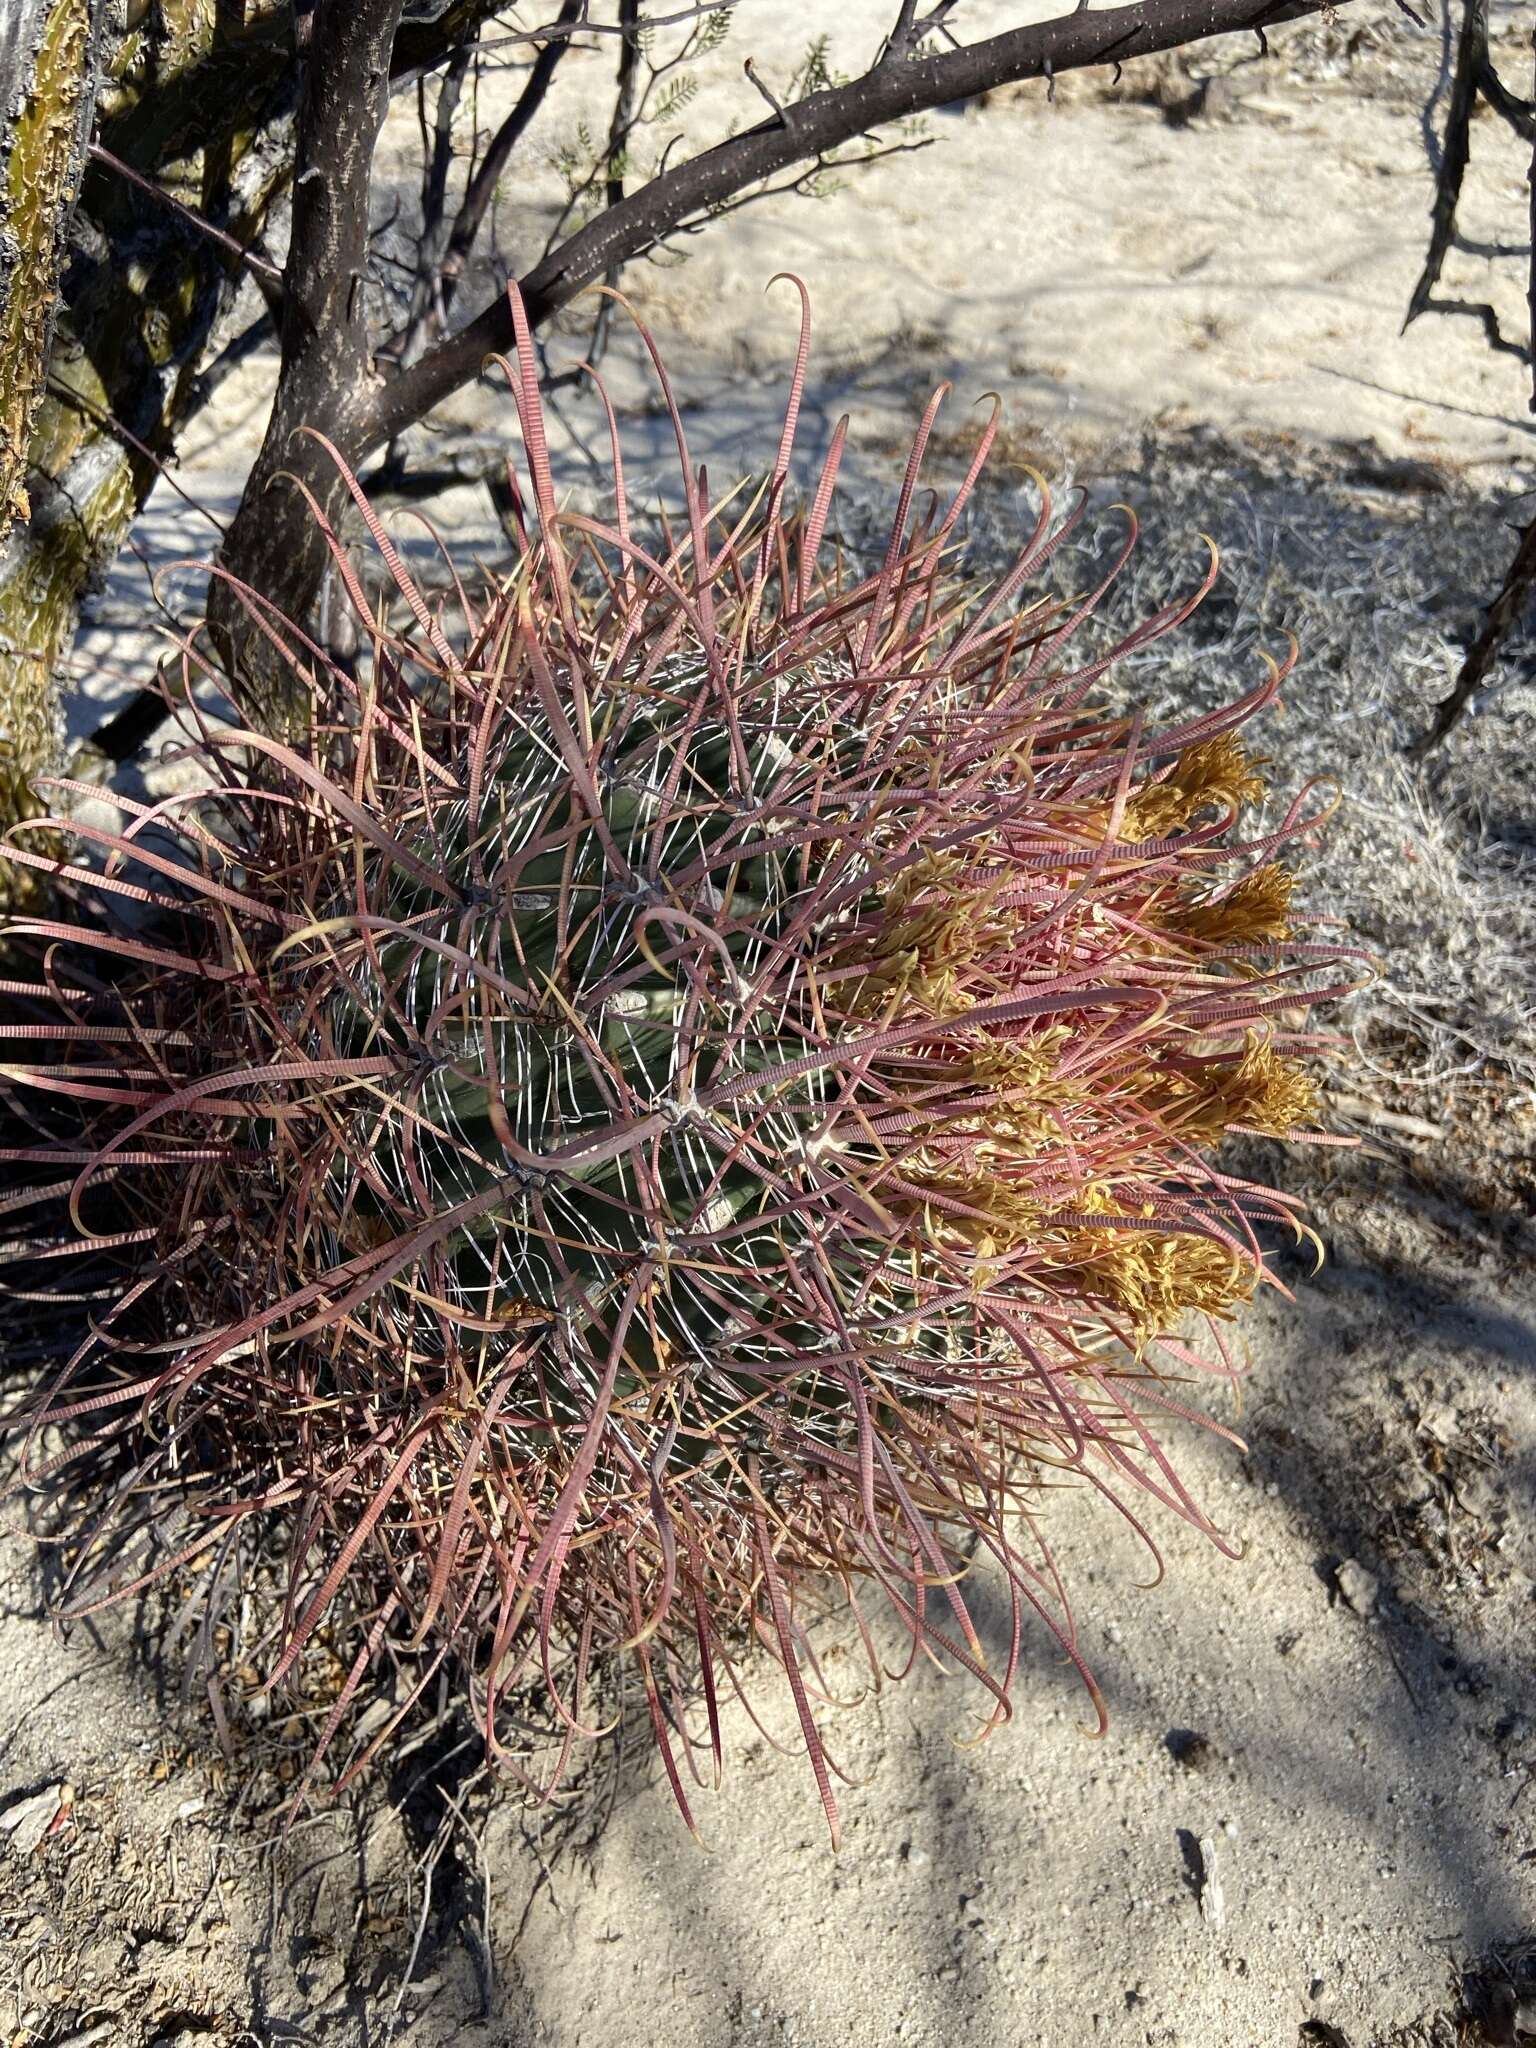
[0,1783,71,1857]
[1453,1469,1503,1522]
[1195,1835,1226,1930]
[351,1697,394,1743]
[1334,1559,1378,1617]
[1418,1403,1458,1445]
[1196,74,1245,120]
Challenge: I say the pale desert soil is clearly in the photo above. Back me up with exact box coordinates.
[4,5,1536,2046]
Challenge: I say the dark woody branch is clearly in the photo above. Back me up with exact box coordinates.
[373,0,1358,443]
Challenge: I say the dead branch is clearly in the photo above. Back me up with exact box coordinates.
[1405,0,1480,326]
[429,0,584,325]
[390,40,476,363]
[1406,21,1536,750]
[1411,503,1536,754]
[480,1,746,45]
[588,0,645,370]
[1404,0,1532,382]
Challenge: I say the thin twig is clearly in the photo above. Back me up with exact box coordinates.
[588,0,644,371]
[42,376,229,537]
[422,0,582,331]
[87,144,286,312]
[392,40,475,366]
[479,1,745,45]
[743,57,791,126]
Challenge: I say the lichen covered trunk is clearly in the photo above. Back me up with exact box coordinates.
[0,1,295,907]
[0,0,98,855]
[0,0,96,540]
[0,1,502,906]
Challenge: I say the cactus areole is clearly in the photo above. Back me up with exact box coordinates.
[0,284,1352,1838]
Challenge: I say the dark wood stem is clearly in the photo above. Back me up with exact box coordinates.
[587,0,643,370]
[211,0,407,730]
[1411,506,1536,754]
[432,0,583,323]
[374,0,1353,444]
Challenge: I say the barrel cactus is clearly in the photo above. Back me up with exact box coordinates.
[0,285,1349,1837]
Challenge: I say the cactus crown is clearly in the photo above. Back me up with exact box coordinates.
[0,284,1352,1838]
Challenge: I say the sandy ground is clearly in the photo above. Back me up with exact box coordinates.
[6,5,1536,2045]
[4,1170,1534,2048]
